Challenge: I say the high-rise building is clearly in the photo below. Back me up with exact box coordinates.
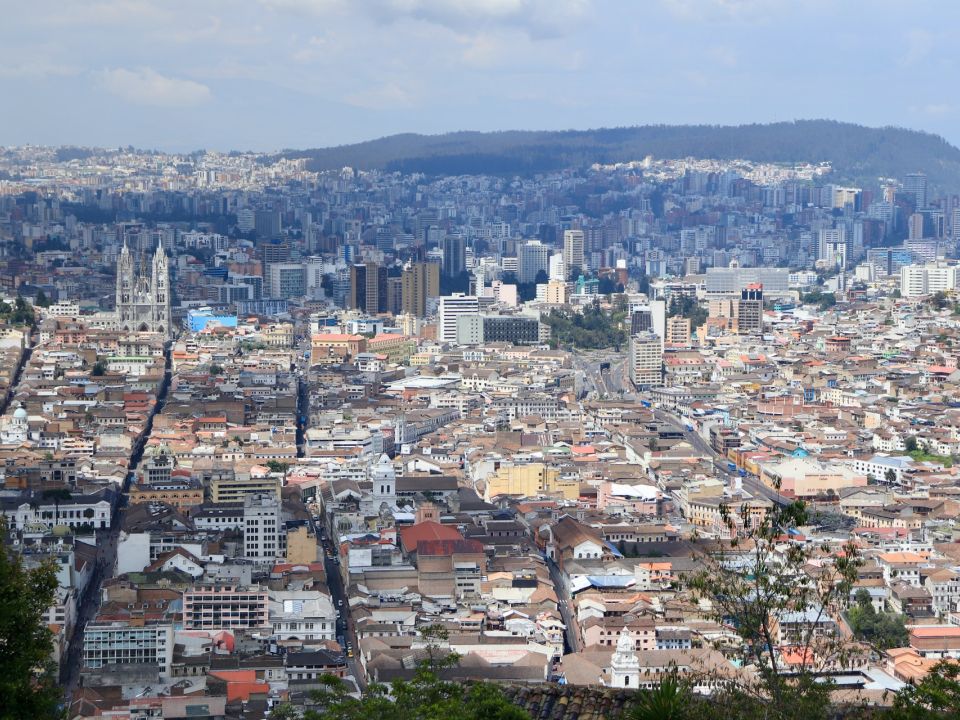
[630,308,652,334]
[903,172,928,209]
[244,493,285,564]
[548,252,566,281]
[629,331,663,388]
[267,262,306,300]
[737,284,764,334]
[650,300,667,347]
[304,256,326,297]
[254,210,282,239]
[909,213,925,240]
[261,239,290,264]
[518,240,549,283]
[437,294,480,342]
[442,236,466,278]
[237,208,255,233]
[349,262,388,314]
[665,316,691,347]
[401,261,440,317]
[563,230,585,275]
[905,239,939,263]
[386,276,403,315]
[818,228,847,268]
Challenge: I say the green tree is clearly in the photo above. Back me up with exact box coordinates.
[929,291,950,311]
[905,436,919,453]
[209,364,224,376]
[34,291,51,308]
[0,522,63,719]
[266,460,290,475]
[686,490,861,720]
[542,302,627,350]
[847,589,908,651]
[90,361,107,377]
[4,296,36,325]
[885,468,897,484]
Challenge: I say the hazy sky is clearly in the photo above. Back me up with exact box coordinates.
[1,0,958,151]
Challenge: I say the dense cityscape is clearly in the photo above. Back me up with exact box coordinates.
[2,138,960,719]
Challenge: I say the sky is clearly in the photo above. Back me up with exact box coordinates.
[1,0,959,152]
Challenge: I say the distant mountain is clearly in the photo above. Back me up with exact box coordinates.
[281,120,960,189]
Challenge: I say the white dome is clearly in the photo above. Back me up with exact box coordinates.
[13,406,27,420]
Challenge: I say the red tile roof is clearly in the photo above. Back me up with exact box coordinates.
[398,521,462,554]
[418,538,484,556]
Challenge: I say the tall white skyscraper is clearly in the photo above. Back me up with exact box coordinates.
[518,241,549,283]
[563,229,585,275]
[548,253,566,282]
[437,294,480,342]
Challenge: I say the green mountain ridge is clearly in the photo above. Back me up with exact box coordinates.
[280,120,960,189]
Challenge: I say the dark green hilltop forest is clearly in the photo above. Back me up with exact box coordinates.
[275,120,960,189]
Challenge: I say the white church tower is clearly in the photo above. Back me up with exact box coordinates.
[609,630,641,689]
[370,454,396,508]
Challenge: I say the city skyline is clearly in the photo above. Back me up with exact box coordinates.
[3,0,960,151]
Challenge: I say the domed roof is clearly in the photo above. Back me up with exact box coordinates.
[13,405,27,420]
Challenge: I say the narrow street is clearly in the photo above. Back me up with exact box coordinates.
[60,343,174,697]
[547,558,579,654]
[0,323,34,416]
[319,532,366,690]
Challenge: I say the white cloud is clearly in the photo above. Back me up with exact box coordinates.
[900,29,937,68]
[259,0,345,16]
[43,0,170,26]
[909,103,951,116]
[660,0,784,23]
[344,81,417,109]
[374,0,591,38]
[263,0,590,39]
[708,45,738,68]
[97,67,212,107]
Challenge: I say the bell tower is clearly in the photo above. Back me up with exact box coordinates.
[116,241,134,330]
[151,238,170,338]
[610,630,640,688]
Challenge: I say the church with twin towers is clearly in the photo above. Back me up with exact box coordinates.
[112,239,171,339]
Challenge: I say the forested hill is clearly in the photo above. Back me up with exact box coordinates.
[281,120,960,188]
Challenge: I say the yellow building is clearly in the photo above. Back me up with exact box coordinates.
[544,280,568,305]
[665,316,691,347]
[483,463,579,501]
[261,323,294,347]
[367,333,416,363]
[285,525,319,564]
